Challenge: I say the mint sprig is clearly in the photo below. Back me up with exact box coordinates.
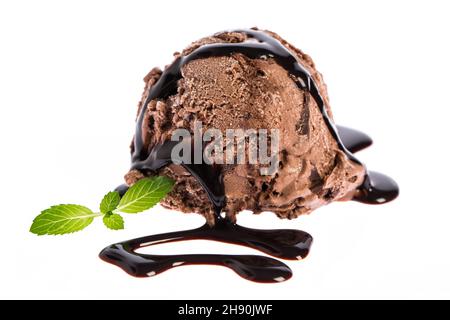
[30,176,174,236]
[103,213,124,230]
[100,191,120,214]
[116,176,174,213]
[30,205,101,235]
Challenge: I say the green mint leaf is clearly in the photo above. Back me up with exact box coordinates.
[116,176,174,214]
[99,191,120,214]
[30,204,100,235]
[103,213,124,230]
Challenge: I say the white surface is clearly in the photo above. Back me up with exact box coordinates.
[0,0,449,299]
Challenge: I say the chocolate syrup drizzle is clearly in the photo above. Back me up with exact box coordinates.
[100,29,399,282]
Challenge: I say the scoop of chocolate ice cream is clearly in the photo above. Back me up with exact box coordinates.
[125,29,365,225]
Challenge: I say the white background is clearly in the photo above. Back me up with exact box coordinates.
[1,0,449,299]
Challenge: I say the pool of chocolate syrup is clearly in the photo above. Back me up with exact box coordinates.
[100,217,312,283]
[99,29,399,282]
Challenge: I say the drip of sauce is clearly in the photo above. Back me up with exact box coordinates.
[132,140,224,215]
[100,29,399,282]
[336,125,373,153]
[353,171,399,204]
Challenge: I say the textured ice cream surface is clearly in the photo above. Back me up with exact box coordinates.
[125,29,365,225]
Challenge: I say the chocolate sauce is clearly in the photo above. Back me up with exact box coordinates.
[99,218,312,283]
[133,140,224,214]
[100,29,399,282]
[114,184,129,197]
[102,126,397,282]
[353,171,399,204]
[336,125,373,153]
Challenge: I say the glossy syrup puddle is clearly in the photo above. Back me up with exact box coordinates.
[100,218,312,283]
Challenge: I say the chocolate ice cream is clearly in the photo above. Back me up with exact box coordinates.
[100,28,399,282]
[124,28,396,225]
